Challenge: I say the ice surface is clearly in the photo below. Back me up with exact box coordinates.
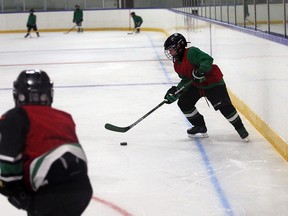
[0,31,287,216]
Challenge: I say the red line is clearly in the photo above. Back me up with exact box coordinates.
[92,196,134,216]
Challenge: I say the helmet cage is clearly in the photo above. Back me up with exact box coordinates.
[164,33,187,61]
[164,45,176,60]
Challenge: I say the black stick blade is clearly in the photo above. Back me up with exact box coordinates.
[104,123,130,133]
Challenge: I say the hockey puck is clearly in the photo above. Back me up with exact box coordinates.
[120,142,127,146]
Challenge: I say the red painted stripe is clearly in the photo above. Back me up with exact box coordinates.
[92,196,134,216]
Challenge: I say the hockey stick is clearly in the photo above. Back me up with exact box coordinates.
[64,25,77,34]
[127,28,135,35]
[105,100,166,133]
[105,79,194,133]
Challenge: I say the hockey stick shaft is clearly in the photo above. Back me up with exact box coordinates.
[127,28,135,35]
[64,25,77,34]
[105,100,166,132]
[105,79,194,133]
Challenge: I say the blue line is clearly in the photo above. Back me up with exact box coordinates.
[194,137,234,216]
[147,34,173,83]
[0,82,178,92]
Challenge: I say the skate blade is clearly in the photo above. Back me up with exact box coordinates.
[188,133,209,139]
[243,137,249,142]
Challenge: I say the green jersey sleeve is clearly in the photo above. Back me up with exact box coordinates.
[187,47,213,73]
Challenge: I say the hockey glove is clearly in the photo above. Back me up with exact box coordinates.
[192,69,205,83]
[164,86,180,104]
[8,186,31,210]
[177,77,191,91]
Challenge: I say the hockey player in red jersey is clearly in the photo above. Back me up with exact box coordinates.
[164,33,249,141]
[0,70,93,215]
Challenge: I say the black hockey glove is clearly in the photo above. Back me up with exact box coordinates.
[192,69,205,83]
[7,186,31,210]
[164,86,180,104]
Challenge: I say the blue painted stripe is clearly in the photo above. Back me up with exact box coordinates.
[147,34,173,83]
[194,137,234,216]
[0,82,178,92]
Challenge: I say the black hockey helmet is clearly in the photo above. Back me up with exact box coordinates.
[29,9,34,13]
[13,70,54,107]
[164,33,188,60]
[130,12,135,16]
[75,4,80,9]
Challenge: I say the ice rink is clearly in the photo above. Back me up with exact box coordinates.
[0,31,288,216]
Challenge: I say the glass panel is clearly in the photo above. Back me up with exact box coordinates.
[235,0,243,26]
[228,0,236,24]
[243,0,256,27]
[256,0,268,32]
[269,0,284,36]
[192,0,198,15]
[204,0,210,18]
[211,0,217,19]
[284,1,288,37]
[216,0,223,21]
[197,0,203,16]
[46,0,66,10]
[183,0,188,13]
[221,0,229,22]
[25,0,45,11]
[67,0,86,10]
[3,0,23,12]
[86,0,104,9]
[106,0,119,8]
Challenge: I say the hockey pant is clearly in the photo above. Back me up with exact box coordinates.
[177,84,245,131]
[27,152,93,216]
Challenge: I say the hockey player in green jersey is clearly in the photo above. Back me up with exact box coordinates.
[73,5,84,33]
[163,33,249,141]
[24,9,40,38]
[130,12,143,33]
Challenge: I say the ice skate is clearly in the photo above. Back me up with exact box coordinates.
[187,126,209,138]
[24,33,30,38]
[237,127,249,142]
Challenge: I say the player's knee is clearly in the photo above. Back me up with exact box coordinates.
[213,98,232,110]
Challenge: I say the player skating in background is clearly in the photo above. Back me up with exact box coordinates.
[73,4,84,33]
[0,70,93,215]
[24,9,40,38]
[164,33,249,141]
[130,12,143,33]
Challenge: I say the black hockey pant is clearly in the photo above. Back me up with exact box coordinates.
[27,153,93,216]
[177,84,245,131]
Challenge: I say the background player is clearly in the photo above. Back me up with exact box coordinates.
[73,4,84,33]
[130,12,143,33]
[24,9,40,38]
